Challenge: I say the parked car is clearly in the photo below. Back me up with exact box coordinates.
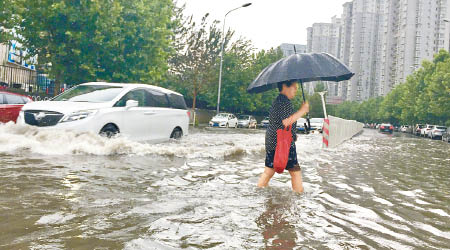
[237,115,257,128]
[0,82,8,90]
[421,124,434,137]
[209,113,238,128]
[17,82,189,141]
[415,124,425,136]
[442,130,450,143]
[260,116,269,128]
[379,123,394,133]
[393,125,400,132]
[428,126,447,140]
[400,125,412,133]
[0,91,33,123]
[309,118,324,132]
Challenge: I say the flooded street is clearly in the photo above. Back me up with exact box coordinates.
[0,123,449,249]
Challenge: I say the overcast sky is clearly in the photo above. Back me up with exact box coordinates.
[177,0,349,50]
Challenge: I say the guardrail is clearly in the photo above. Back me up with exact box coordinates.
[323,115,363,148]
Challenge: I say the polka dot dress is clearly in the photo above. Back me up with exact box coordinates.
[265,94,297,152]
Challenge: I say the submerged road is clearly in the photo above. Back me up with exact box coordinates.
[0,123,449,249]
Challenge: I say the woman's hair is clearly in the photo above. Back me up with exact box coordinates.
[277,80,297,92]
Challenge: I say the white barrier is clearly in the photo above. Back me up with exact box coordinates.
[322,115,363,148]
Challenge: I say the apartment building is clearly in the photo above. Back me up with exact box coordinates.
[308,0,450,101]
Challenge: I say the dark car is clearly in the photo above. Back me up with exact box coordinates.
[0,91,33,123]
[379,123,394,133]
[0,82,8,90]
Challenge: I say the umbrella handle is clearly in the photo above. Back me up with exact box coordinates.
[299,81,311,132]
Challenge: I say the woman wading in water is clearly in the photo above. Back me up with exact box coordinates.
[257,80,309,193]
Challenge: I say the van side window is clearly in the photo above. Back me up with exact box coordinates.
[168,94,187,110]
[5,94,25,104]
[145,90,169,108]
[114,90,147,107]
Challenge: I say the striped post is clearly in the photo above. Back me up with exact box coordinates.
[323,118,330,147]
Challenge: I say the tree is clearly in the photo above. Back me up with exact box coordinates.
[426,51,450,125]
[3,0,174,95]
[330,50,450,126]
[0,0,16,43]
[168,12,232,111]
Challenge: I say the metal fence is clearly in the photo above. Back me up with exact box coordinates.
[0,64,62,98]
[0,64,38,92]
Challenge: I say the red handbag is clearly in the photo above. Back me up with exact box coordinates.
[274,125,293,173]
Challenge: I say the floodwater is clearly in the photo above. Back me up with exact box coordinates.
[0,123,449,249]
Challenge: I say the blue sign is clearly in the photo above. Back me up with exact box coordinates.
[7,41,36,70]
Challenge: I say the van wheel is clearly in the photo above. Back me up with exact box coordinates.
[170,128,183,139]
[100,124,119,138]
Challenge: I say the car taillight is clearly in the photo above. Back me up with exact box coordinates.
[381,126,385,129]
[390,126,393,130]
[187,111,191,117]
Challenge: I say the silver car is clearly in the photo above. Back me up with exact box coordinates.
[428,126,447,139]
[237,115,257,128]
[260,116,269,128]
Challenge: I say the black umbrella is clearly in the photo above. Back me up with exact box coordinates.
[247,52,354,131]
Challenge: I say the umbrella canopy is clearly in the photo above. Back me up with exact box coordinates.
[247,53,354,94]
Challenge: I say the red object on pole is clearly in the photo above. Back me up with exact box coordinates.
[323,119,330,147]
[274,126,293,173]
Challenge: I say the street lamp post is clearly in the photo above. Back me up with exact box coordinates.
[216,3,252,114]
[443,19,450,52]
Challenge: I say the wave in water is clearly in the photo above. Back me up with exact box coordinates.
[0,123,266,158]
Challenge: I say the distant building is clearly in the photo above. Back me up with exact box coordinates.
[0,42,37,91]
[0,43,9,65]
[306,17,342,97]
[279,43,307,57]
[307,0,450,102]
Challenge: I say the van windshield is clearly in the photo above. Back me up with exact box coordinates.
[53,85,124,103]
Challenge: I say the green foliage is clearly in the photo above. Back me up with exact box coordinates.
[2,0,174,94]
[164,8,285,114]
[330,50,450,126]
[166,10,230,109]
[0,0,15,43]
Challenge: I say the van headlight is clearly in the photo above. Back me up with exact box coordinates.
[60,110,97,123]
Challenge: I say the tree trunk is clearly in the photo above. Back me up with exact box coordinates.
[53,71,62,97]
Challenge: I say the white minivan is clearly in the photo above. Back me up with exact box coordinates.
[17,82,190,142]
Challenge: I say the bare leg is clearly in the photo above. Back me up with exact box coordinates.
[289,170,304,193]
[257,167,275,188]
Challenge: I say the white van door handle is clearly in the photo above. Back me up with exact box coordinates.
[144,111,156,115]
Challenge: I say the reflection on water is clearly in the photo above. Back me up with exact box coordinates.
[257,192,297,250]
[0,123,449,249]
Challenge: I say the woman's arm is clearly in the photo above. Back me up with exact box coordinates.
[282,102,309,128]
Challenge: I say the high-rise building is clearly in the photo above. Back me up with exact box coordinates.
[378,0,450,96]
[346,0,384,102]
[306,17,342,97]
[338,2,354,100]
[308,0,450,102]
